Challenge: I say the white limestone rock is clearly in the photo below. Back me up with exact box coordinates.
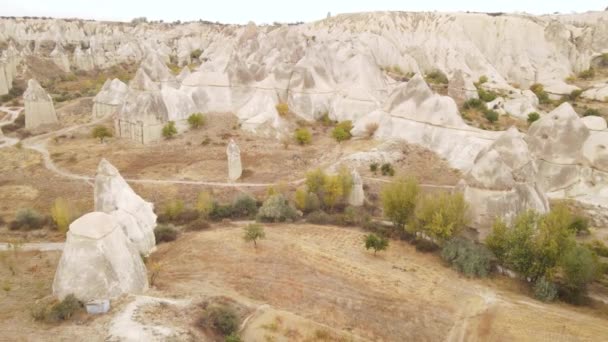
[347,169,365,207]
[461,127,550,238]
[73,46,95,71]
[94,159,157,255]
[176,67,191,83]
[24,79,58,130]
[93,78,128,117]
[582,115,608,131]
[52,212,148,301]
[581,83,608,102]
[50,43,71,72]
[227,139,242,181]
[448,70,478,104]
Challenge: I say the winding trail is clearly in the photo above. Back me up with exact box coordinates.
[3,110,456,190]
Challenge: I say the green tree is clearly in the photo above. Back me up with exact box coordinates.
[92,125,112,143]
[322,175,344,211]
[162,121,177,139]
[364,233,389,255]
[380,177,419,231]
[305,169,327,196]
[294,127,312,145]
[187,113,205,129]
[243,223,266,248]
[559,245,598,297]
[414,192,468,243]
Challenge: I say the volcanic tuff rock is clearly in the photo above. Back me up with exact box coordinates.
[94,159,157,255]
[460,127,550,238]
[92,78,128,117]
[23,79,58,129]
[52,212,148,301]
[227,139,242,181]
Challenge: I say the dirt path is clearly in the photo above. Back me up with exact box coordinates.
[0,242,64,252]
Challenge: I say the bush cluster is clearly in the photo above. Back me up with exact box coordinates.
[294,127,312,145]
[441,238,494,278]
[10,208,47,231]
[197,304,239,336]
[162,121,177,139]
[425,69,448,84]
[530,83,551,104]
[256,195,297,222]
[303,168,353,212]
[32,294,82,323]
[332,121,353,142]
[187,113,206,129]
[154,224,179,243]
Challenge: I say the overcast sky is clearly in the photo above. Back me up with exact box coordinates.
[3,0,607,24]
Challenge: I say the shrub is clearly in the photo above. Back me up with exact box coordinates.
[414,238,440,253]
[534,277,558,302]
[200,305,239,336]
[256,195,297,222]
[174,209,200,224]
[380,177,419,231]
[209,203,235,221]
[154,224,178,243]
[305,169,327,196]
[483,110,499,123]
[370,163,379,174]
[569,215,589,235]
[462,98,487,111]
[477,75,488,85]
[322,175,344,211]
[380,163,395,176]
[163,199,184,221]
[527,112,540,125]
[318,112,334,127]
[413,192,469,243]
[91,125,112,143]
[425,69,448,84]
[587,240,608,258]
[275,103,289,116]
[583,108,601,117]
[530,83,551,104]
[232,195,258,219]
[477,88,498,102]
[306,210,331,225]
[225,333,242,342]
[196,191,214,218]
[10,208,46,231]
[185,218,211,232]
[332,121,353,142]
[578,68,595,80]
[162,121,177,139]
[190,49,202,60]
[51,198,73,234]
[187,113,206,129]
[243,223,266,247]
[365,122,379,138]
[294,128,312,145]
[295,188,321,213]
[441,238,494,278]
[33,295,83,322]
[364,233,389,255]
[568,89,583,102]
[558,245,598,299]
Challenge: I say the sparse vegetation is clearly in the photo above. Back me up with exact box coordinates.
[477,87,498,103]
[534,277,558,302]
[527,112,540,125]
[568,89,583,102]
[232,195,258,219]
[257,195,297,222]
[441,238,494,278]
[187,113,206,129]
[243,223,266,247]
[32,294,82,323]
[91,125,112,143]
[364,233,389,255]
[370,163,379,174]
[294,187,321,213]
[163,199,185,221]
[530,83,551,104]
[51,198,73,234]
[190,48,203,60]
[483,110,499,123]
[10,208,47,231]
[583,108,601,117]
[578,68,595,80]
[380,163,395,176]
[381,177,419,231]
[332,121,353,142]
[198,304,239,336]
[154,224,179,243]
[276,103,290,116]
[425,69,448,85]
[462,98,487,111]
[294,127,312,145]
[196,191,214,218]
[162,121,178,139]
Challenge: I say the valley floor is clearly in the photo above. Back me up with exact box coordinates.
[3,223,608,341]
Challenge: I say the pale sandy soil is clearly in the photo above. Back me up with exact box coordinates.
[3,223,608,341]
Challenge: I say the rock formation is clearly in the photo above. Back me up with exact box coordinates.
[582,116,608,131]
[227,139,242,181]
[448,70,477,104]
[92,78,128,117]
[94,159,157,255]
[460,127,550,238]
[50,43,70,72]
[52,212,148,301]
[347,169,365,207]
[23,79,58,130]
